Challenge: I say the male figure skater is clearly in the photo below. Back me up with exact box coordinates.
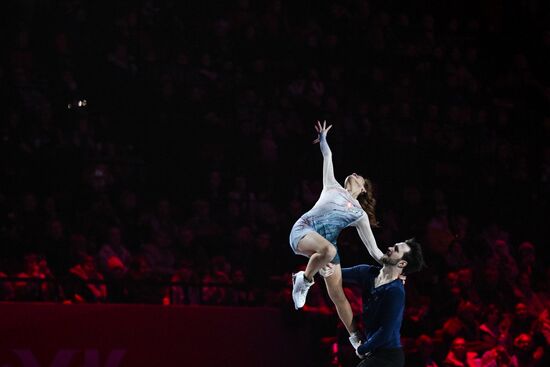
[321,238,425,367]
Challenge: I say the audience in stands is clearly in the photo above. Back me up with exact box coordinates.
[1,0,548,365]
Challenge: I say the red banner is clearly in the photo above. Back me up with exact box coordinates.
[0,303,312,367]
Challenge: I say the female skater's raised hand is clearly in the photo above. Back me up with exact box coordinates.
[313,120,333,144]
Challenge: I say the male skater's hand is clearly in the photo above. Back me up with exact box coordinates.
[318,263,335,278]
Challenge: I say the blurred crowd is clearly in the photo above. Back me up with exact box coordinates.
[1,0,549,365]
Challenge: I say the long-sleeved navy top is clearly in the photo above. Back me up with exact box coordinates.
[342,264,404,355]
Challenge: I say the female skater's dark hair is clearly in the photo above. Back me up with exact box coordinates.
[357,177,379,228]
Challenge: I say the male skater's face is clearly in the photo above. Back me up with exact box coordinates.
[381,242,410,266]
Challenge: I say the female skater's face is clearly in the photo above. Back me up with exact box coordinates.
[345,173,365,191]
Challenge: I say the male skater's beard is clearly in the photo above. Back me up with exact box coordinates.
[381,255,400,266]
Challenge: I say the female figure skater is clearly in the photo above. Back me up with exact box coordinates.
[290,120,384,349]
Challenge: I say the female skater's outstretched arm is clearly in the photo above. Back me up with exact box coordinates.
[313,120,340,189]
[354,216,384,265]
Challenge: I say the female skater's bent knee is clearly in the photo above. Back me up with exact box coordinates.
[320,244,337,262]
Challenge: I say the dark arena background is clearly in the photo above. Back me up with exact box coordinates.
[1,1,549,366]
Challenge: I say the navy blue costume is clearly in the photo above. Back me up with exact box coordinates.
[342,264,405,367]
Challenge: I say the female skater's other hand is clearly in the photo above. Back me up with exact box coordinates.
[312,120,332,144]
[319,263,335,278]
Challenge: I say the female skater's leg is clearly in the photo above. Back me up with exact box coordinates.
[292,232,337,309]
[296,232,337,282]
[324,263,357,335]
